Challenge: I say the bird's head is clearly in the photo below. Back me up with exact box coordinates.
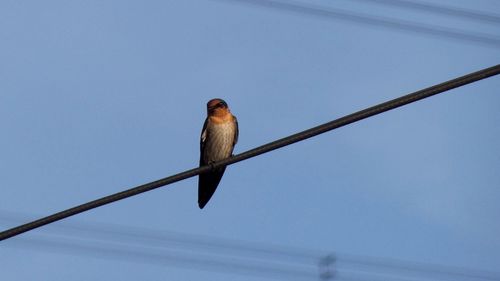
[207,98,230,117]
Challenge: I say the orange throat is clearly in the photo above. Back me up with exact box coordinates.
[209,108,233,124]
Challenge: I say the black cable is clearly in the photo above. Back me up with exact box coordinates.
[338,254,500,281]
[214,0,500,48]
[0,211,321,263]
[3,211,500,280]
[9,235,440,281]
[1,64,499,241]
[3,212,500,280]
[348,0,500,24]
[5,236,316,281]
[6,234,496,281]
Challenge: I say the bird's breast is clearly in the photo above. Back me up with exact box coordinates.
[203,121,236,164]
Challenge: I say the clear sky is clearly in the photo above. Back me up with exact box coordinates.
[1,0,499,280]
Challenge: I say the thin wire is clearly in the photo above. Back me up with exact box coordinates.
[337,255,500,281]
[5,236,316,281]
[347,0,500,24]
[3,213,500,280]
[11,235,447,281]
[0,211,322,263]
[5,234,495,281]
[334,270,460,281]
[1,64,499,241]
[213,0,500,48]
[2,239,431,281]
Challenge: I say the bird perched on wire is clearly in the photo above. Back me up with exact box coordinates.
[198,98,238,209]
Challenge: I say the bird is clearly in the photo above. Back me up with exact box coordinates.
[198,98,239,209]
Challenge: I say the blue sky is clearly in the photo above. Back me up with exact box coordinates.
[1,0,499,280]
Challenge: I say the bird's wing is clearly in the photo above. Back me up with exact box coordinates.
[198,167,226,209]
[198,117,226,209]
[233,116,239,147]
[199,117,209,166]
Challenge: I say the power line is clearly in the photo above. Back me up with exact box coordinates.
[0,211,321,264]
[347,0,500,24]
[6,236,316,281]
[1,64,499,241]
[0,230,490,281]
[9,235,427,281]
[2,212,500,280]
[338,254,500,281]
[3,229,498,281]
[213,0,500,48]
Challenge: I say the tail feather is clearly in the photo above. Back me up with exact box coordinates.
[198,167,226,209]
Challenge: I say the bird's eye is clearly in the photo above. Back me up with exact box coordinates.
[218,102,226,107]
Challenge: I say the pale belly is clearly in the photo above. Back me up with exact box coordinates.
[203,121,236,164]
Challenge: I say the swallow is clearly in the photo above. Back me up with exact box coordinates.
[198,98,239,209]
